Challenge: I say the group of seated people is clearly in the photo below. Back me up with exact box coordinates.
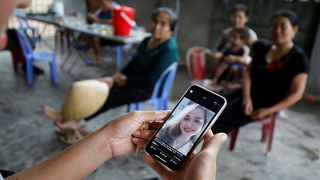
[212,4,256,92]
[208,4,309,135]
[0,0,310,179]
[46,3,309,141]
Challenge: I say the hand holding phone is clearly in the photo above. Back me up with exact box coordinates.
[145,85,227,170]
[144,132,227,180]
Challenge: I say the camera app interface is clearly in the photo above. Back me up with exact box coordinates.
[149,97,216,167]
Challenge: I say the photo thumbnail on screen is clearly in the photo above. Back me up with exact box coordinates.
[155,97,216,156]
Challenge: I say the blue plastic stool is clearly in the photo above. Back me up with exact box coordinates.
[127,62,178,111]
[16,29,59,85]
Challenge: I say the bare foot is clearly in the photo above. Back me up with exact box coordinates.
[210,84,224,92]
[44,106,81,133]
[55,121,82,132]
[44,106,62,124]
[225,82,241,92]
[93,55,104,65]
[212,78,218,85]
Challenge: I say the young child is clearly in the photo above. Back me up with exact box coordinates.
[216,3,257,51]
[212,28,251,90]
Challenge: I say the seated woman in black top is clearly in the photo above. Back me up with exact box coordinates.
[212,10,309,134]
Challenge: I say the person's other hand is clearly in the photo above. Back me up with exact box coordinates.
[98,77,114,88]
[88,13,99,22]
[212,52,223,60]
[144,132,227,180]
[112,73,127,87]
[101,111,170,157]
[224,55,236,63]
[251,108,272,120]
[242,96,253,116]
[222,55,230,63]
[131,120,164,146]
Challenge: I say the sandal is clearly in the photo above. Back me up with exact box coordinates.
[59,130,85,145]
[54,125,88,135]
[79,128,91,136]
[56,126,91,138]
[84,59,103,67]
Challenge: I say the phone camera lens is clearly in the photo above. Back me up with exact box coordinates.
[214,102,217,105]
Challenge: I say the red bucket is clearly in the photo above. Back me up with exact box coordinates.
[113,6,135,36]
[0,33,8,50]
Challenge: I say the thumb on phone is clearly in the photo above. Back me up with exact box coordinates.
[201,133,227,158]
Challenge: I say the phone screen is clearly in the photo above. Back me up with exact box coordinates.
[146,85,226,170]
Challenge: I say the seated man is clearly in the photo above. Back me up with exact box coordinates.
[44,7,180,144]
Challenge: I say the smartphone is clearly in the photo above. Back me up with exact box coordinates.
[145,85,227,170]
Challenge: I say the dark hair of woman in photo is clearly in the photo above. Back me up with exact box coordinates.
[168,105,208,142]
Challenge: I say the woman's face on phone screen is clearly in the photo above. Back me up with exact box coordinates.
[180,108,205,137]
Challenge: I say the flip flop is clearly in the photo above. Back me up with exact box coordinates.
[55,125,90,137]
[84,59,103,67]
[59,130,85,145]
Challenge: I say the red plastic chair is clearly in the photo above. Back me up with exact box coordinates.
[186,46,213,80]
[229,113,278,155]
[186,46,214,89]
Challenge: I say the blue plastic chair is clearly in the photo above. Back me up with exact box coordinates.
[16,29,59,85]
[127,62,178,111]
[15,9,38,46]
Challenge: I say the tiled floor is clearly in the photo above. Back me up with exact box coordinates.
[0,43,320,180]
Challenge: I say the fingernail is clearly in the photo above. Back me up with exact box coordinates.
[133,131,141,136]
[221,133,227,143]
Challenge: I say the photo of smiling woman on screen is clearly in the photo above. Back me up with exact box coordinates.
[156,98,215,155]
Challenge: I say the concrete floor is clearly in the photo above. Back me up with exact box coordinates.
[0,43,320,180]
